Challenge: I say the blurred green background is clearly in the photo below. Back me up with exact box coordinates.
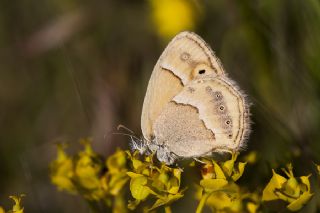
[1,0,320,212]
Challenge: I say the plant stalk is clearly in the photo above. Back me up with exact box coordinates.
[196,193,210,213]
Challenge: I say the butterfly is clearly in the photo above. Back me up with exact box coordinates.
[133,31,250,165]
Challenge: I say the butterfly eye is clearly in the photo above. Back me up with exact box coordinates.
[226,120,231,125]
[198,69,206,74]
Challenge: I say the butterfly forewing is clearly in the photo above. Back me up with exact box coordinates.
[141,32,226,142]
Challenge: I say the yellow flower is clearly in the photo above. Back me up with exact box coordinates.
[316,163,320,174]
[196,153,248,212]
[150,0,198,39]
[7,195,25,213]
[126,151,184,211]
[247,201,259,213]
[243,151,258,164]
[0,195,26,213]
[206,183,242,211]
[74,139,105,200]
[200,153,246,182]
[102,149,129,196]
[262,164,313,211]
[50,144,76,193]
[106,149,127,174]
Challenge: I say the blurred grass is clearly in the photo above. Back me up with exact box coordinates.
[1,0,320,212]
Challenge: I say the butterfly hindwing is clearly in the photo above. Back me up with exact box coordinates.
[173,76,250,151]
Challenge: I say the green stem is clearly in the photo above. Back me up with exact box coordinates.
[196,193,210,213]
[164,205,172,213]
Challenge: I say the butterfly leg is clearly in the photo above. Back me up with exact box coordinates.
[193,157,206,164]
[155,146,177,165]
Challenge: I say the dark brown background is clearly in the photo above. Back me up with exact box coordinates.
[1,0,320,212]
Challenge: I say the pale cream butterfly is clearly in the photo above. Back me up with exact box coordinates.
[132,31,250,165]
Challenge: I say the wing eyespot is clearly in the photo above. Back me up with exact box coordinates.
[212,91,223,101]
[187,87,195,93]
[180,52,190,61]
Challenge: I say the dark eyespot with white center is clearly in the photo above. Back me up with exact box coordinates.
[221,116,233,129]
[218,105,227,114]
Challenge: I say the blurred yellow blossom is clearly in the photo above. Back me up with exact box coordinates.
[74,139,105,200]
[246,194,260,213]
[243,151,258,164]
[150,0,198,39]
[262,164,313,211]
[50,139,130,212]
[9,195,25,213]
[50,144,76,193]
[101,149,129,212]
[0,195,25,213]
[102,149,129,196]
[315,163,320,175]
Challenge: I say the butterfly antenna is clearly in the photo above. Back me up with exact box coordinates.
[115,126,147,154]
[111,132,140,141]
[117,124,135,134]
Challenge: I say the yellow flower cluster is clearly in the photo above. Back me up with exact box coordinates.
[49,138,315,212]
[50,139,129,211]
[50,139,184,212]
[126,151,184,212]
[262,164,313,211]
[196,153,259,213]
[0,195,25,213]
